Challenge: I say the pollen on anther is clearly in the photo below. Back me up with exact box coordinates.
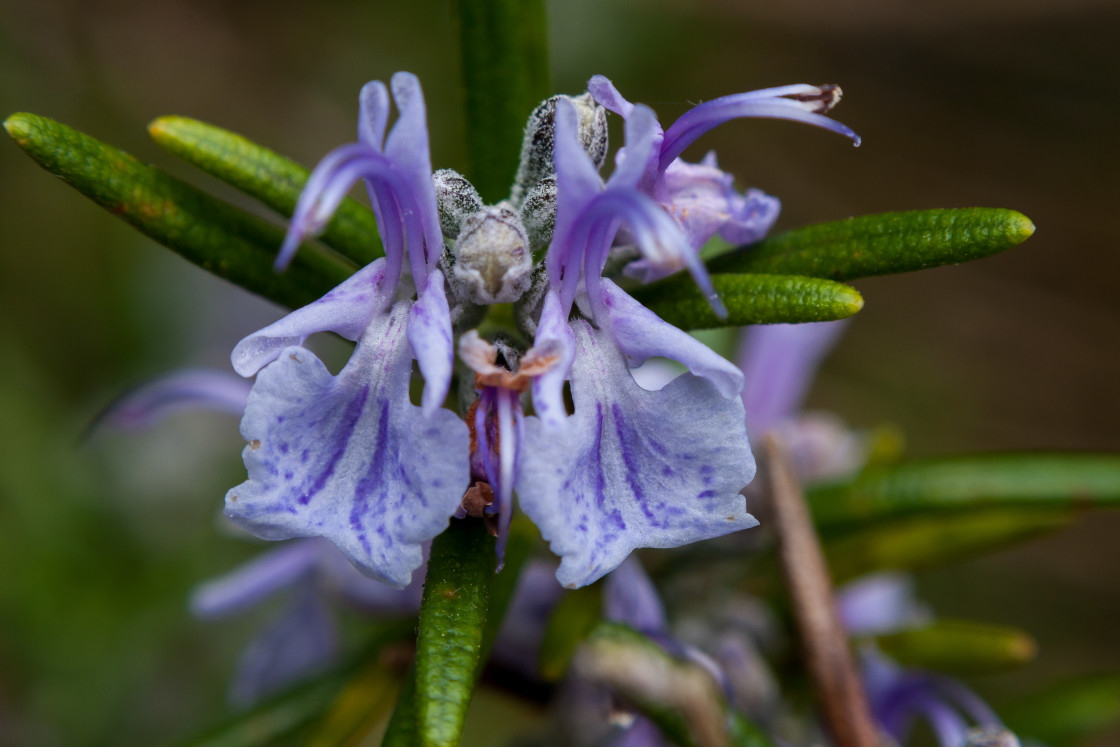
[249,439,261,450]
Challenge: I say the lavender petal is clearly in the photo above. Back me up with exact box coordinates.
[737,320,849,433]
[191,539,321,619]
[518,320,757,589]
[407,269,454,414]
[603,556,668,634]
[599,279,743,399]
[231,259,389,377]
[227,583,338,708]
[95,369,251,431]
[226,302,470,588]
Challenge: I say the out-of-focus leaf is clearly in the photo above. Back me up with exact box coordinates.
[824,508,1073,583]
[181,671,348,747]
[707,208,1035,280]
[413,519,495,747]
[4,112,354,309]
[479,516,534,661]
[537,584,602,682]
[183,622,415,747]
[1003,674,1120,747]
[870,619,1037,676]
[148,116,382,266]
[572,622,773,747]
[808,453,1120,535]
[727,713,777,747]
[632,273,864,330]
[306,656,406,747]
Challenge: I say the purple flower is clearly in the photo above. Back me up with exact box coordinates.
[513,98,758,588]
[838,574,1017,747]
[737,320,867,483]
[224,73,469,589]
[588,76,859,282]
[92,369,251,431]
[192,538,423,707]
[225,72,763,593]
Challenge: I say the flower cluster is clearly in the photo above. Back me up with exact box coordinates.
[221,71,858,591]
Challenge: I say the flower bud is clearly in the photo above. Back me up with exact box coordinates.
[451,205,532,304]
[510,93,607,207]
[519,174,556,250]
[433,168,483,239]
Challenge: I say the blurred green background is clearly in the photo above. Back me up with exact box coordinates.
[1,0,1118,744]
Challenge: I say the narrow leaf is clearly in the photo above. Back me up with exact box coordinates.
[537,584,603,681]
[632,273,864,330]
[824,508,1073,583]
[479,516,534,661]
[870,619,1037,676]
[1004,674,1120,747]
[728,713,778,747]
[148,116,383,266]
[5,112,355,308]
[413,518,496,747]
[306,658,404,747]
[707,208,1035,280]
[808,453,1120,535]
[181,674,346,747]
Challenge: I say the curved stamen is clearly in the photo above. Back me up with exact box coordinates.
[495,389,519,568]
[279,148,398,267]
[661,94,861,172]
[920,699,970,747]
[278,148,431,289]
[930,675,1002,727]
[576,190,726,319]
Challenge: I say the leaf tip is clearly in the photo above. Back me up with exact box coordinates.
[3,112,35,145]
[146,116,172,139]
[1007,210,1036,244]
[1009,629,1039,664]
[839,284,865,317]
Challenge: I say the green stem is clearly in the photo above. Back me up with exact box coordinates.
[455,0,551,203]
[412,519,496,747]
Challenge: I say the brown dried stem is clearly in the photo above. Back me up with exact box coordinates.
[765,435,879,747]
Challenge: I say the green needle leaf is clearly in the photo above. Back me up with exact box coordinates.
[1004,674,1120,747]
[707,208,1036,280]
[413,518,496,747]
[632,273,864,330]
[148,116,383,266]
[728,713,778,747]
[181,674,347,747]
[870,619,1037,676]
[537,584,603,681]
[306,658,406,747]
[824,508,1073,582]
[5,112,355,308]
[479,516,534,661]
[183,621,414,747]
[808,453,1120,536]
